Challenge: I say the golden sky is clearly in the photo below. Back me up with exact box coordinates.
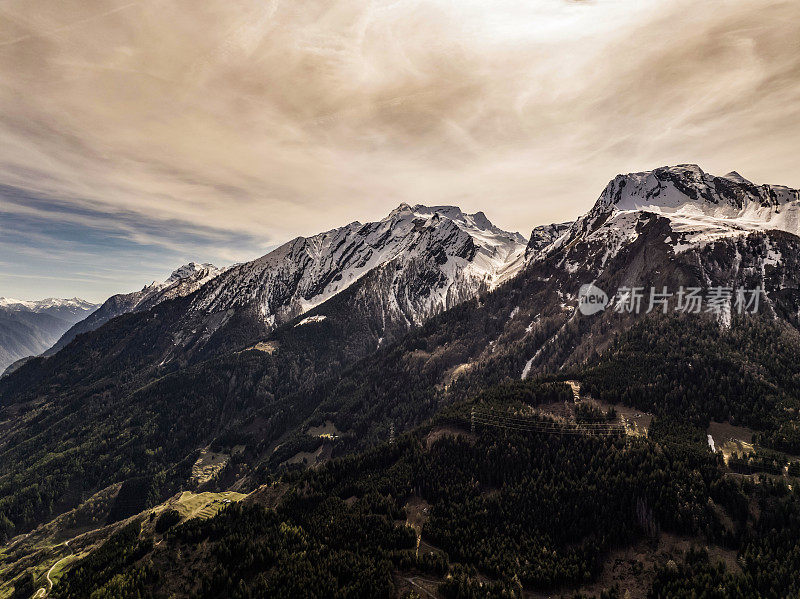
[1,0,799,299]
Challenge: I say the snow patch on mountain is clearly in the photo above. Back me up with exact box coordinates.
[295,315,327,327]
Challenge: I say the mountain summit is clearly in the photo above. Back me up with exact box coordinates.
[529,165,800,269]
[191,203,526,329]
[590,164,800,242]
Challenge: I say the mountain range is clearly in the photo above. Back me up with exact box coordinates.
[12,164,797,378]
[2,203,528,386]
[2,164,800,598]
[0,297,97,374]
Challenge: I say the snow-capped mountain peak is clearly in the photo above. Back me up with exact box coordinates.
[0,297,33,310]
[590,164,800,232]
[535,165,800,268]
[43,262,224,357]
[167,262,220,283]
[0,297,98,314]
[722,171,752,185]
[138,262,223,305]
[393,204,527,245]
[192,204,526,328]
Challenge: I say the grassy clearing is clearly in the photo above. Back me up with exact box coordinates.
[306,420,340,437]
[190,448,231,485]
[248,341,279,354]
[174,491,246,522]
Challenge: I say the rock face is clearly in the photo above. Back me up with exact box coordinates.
[190,204,526,330]
[525,222,573,260]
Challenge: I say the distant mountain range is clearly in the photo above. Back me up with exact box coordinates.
[0,297,97,373]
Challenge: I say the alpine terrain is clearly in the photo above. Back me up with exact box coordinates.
[45,262,225,357]
[2,166,800,599]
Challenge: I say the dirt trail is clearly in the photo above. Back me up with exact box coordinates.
[34,540,71,597]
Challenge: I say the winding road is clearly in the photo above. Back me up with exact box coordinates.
[34,540,71,598]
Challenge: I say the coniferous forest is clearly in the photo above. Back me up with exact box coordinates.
[33,360,800,598]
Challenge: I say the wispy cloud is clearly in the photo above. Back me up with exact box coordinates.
[1,0,799,299]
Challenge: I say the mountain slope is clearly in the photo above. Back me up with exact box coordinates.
[23,361,800,599]
[191,204,525,329]
[45,262,223,356]
[495,165,800,374]
[0,298,97,373]
[1,166,799,548]
[0,204,525,537]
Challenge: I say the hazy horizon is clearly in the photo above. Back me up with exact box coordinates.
[2,0,799,302]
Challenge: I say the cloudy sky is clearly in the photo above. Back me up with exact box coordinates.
[1,0,798,301]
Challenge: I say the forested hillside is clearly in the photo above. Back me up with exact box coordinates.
[582,315,800,452]
[5,303,800,597]
[34,378,800,598]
